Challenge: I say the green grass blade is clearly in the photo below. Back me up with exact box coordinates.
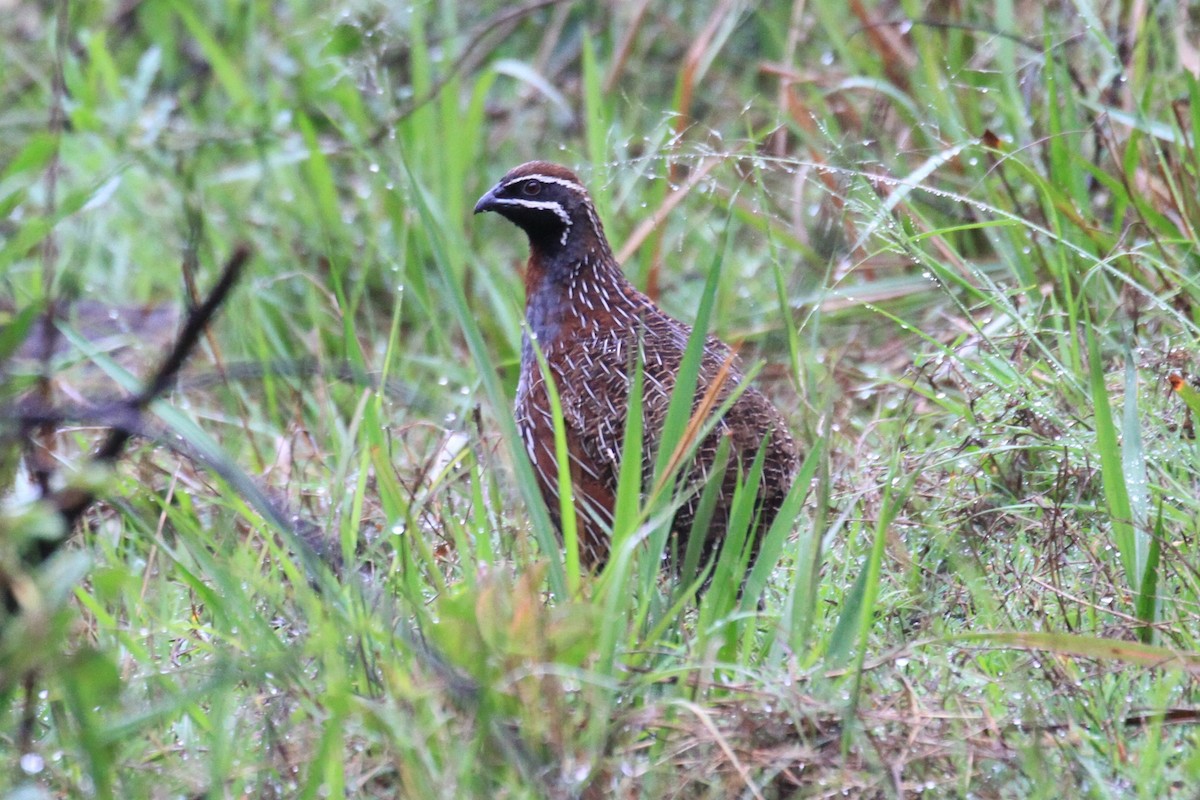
[1136,502,1164,644]
[651,220,730,482]
[740,438,821,611]
[953,631,1200,674]
[530,336,581,596]
[581,32,610,219]
[606,341,645,573]
[170,0,253,109]
[678,439,728,587]
[840,448,912,755]
[640,218,735,576]
[1121,339,1150,567]
[0,301,42,363]
[1087,324,1139,590]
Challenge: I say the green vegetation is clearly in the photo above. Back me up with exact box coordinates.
[3,1,1200,796]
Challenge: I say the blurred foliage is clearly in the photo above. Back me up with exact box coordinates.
[1,0,1200,796]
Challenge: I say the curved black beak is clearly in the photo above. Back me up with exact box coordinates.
[473,185,498,214]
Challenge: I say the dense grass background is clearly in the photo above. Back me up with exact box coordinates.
[3,0,1200,796]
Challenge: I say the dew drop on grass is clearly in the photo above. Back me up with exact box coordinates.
[19,753,44,775]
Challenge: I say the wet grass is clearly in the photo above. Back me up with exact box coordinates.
[2,1,1200,796]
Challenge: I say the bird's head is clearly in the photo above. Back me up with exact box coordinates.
[474,161,604,257]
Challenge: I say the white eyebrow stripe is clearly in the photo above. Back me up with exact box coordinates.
[501,174,587,194]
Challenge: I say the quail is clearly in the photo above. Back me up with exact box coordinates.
[475,161,799,574]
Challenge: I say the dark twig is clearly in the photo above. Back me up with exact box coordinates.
[29,0,72,498]
[7,244,489,719]
[45,245,251,535]
[6,246,250,611]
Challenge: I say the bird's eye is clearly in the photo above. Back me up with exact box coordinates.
[522,180,541,196]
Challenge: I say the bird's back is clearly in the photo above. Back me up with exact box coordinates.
[518,278,799,571]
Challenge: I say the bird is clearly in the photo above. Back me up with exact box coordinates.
[474,161,800,576]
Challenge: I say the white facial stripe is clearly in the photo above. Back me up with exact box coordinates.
[501,173,587,195]
[490,197,570,226]
[491,197,572,245]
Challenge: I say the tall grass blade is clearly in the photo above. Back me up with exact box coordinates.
[608,342,645,564]
[954,631,1200,674]
[581,32,610,218]
[1121,338,1150,570]
[788,405,832,656]
[678,440,728,588]
[740,439,821,611]
[1136,502,1164,644]
[0,302,41,362]
[170,0,253,109]
[699,444,767,636]
[642,218,734,571]
[530,337,581,596]
[840,449,911,755]
[1087,324,1139,591]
